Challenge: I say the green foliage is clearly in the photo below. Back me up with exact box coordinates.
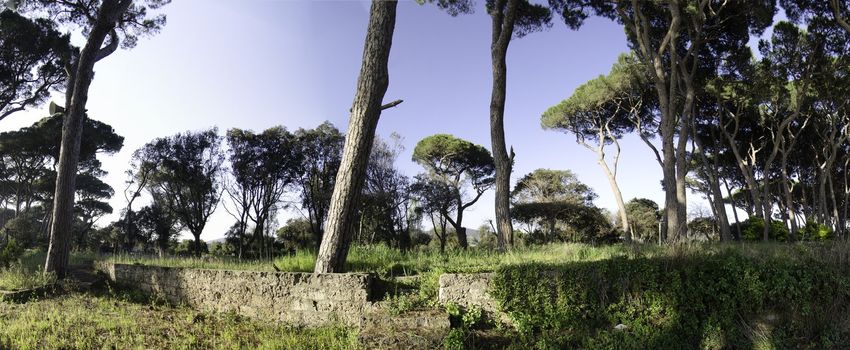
[512,201,615,244]
[0,249,55,291]
[799,221,835,241]
[442,303,486,349]
[512,168,597,205]
[490,252,850,349]
[413,134,495,249]
[358,135,417,250]
[688,217,718,241]
[0,238,23,269]
[0,9,69,120]
[277,218,317,252]
[137,128,224,256]
[625,198,660,241]
[412,134,495,189]
[740,217,789,242]
[174,239,208,257]
[2,211,45,249]
[292,122,345,248]
[542,53,647,143]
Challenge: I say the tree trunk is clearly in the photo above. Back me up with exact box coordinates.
[193,233,202,257]
[456,226,468,248]
[661,124,678,242]
[723,177,741,240]
[673,93,694,241]
[489,0,520,250]
[780,151,798,238]
[445,206,468,249]
[314,0,397,273]
[45,0,129,279]
[692,124,732,241]
[598,157,630,239]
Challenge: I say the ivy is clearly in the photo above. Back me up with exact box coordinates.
[490,252,850,349]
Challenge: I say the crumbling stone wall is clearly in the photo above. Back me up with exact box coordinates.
[438,273,510,323]
[98,263,373,327]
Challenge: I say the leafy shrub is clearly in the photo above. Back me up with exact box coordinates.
[174,239,208,256]
[740,217,789,241]
[799,221,834,241]
[411,231,432,247]
[0,239,23,268]
[490,253,850,349]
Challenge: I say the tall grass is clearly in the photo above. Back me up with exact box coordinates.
[0,250,98,291]
[0,292,358,349]
[110,241,850,277]
[0,250,53,291]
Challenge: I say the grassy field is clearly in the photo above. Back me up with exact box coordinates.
[0,290,358,350]
[0,251,57,291]
[110,241,850,275]
[5,242,850,349]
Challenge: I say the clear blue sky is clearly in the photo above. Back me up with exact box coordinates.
[2,0,698,241]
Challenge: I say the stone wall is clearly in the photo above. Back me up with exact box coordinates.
[438,273,509,323]
[98,263,373,327]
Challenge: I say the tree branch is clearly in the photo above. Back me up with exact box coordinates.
[94,29,119,63]
[831,0,850,34]
[381,99,403,110]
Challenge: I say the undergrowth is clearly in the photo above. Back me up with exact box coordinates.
[490,250,850,349]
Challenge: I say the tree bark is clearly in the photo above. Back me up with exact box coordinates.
[44,0,129,279]
[489,0,520,250]
[598,156,630,239]
[691,124,732,241]
[314,0,397,273]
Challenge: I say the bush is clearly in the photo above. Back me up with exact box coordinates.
[490,253,850,349]
[740,217,789,241]
[799,221,834,241]
[0,239,24,268]
[411,231,432,247]
[174,239,208,256]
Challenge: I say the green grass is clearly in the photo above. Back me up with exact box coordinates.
[9,242,850,349]
[110,241,850,276]
[0,251,56,291]
[111,243,651,275]
[0,290,358,350]
[0,264,55,291]
[0,250,105,291]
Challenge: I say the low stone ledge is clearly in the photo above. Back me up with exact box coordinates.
[98,262,373,328]
[438,273,510,324]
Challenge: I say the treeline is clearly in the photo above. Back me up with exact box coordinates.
[116,125,621,257]
[543,1,850,242]
[1,118,624,259]
[115,122,415,258]
[0,114,122,252]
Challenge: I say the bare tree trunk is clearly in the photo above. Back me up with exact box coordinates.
[45,0,129,278]
[780,152,798,237]
[828,173,840,233]
[722,177,741,240]
[692,128,732,241]
[444,203,469,249]
[456,226,468,248]
[489,0,520,250]
[598,156,630,239]
[314,0,397,273]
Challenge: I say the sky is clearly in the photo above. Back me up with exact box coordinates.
[1,0,719,241]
